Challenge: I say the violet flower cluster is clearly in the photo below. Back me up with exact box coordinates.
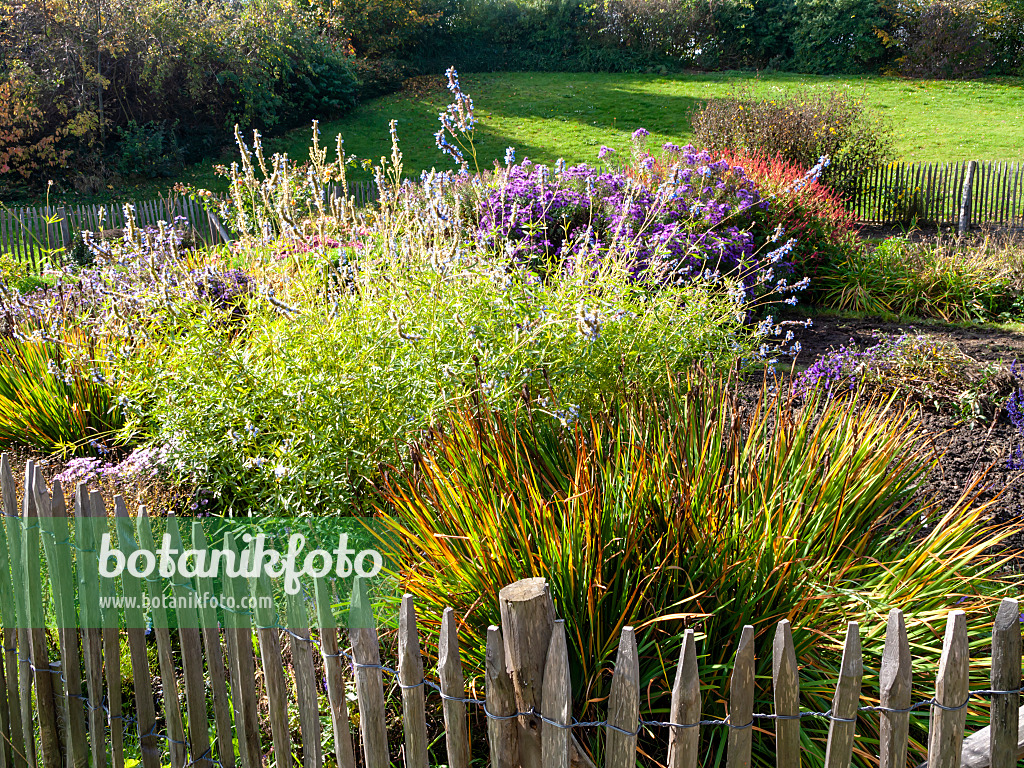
[1007,362,1024,469]
[435,67,477,169]
[792,333,927,400]
[477,146,767,291]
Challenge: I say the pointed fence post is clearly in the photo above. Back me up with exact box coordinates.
[165,515,210,768]
[727,626,756,768]
[667,629,700,768]
[541,620,571,768]
[37,479,89,768]
[486,626,519,768]
[349,576,389,768]
[825,622,862,768]
[284,588,322,768]
[77,484,106,768]
[879,610,912,768]
[112,498,160,768]
[440,608,471,768]
[959,160,978,234]
[0,455,24,768]
[220,534,263,768]
[24,466,62,768]
[399,596,429,768]
[606,626,640,768]
[312,577,356,768]
[773,620,800,768]
[499,578,557,768]
[192,522,236,768]
[7,461,35,768]
[136,509,187,768]
[990,599,1021,768]
[250,572,292,768]
[928,611,969,768]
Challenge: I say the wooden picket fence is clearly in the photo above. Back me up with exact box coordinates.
[0,196,231,271]
[1,454,1022,768]
[0,182,380,272]
[844,160,1024,229]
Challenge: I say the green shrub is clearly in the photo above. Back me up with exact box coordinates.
[114,120,183,178]
[114,247,758,515]
[377,370,1017,766]
[1,0,360,187]
[789,0,888,73]
[692,86,895,197]
[879,0,1022,78]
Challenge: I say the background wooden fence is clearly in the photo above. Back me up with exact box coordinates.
[1,454,1022,768]
[843,160,1023,229]
[0,196,230,271]
[0,181,380,272]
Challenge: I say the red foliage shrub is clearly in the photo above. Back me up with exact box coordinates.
[0,72,73,182]
[722,150,860,282]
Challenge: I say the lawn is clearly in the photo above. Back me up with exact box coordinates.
[264,70,1024,182]
[20,70,1021,206]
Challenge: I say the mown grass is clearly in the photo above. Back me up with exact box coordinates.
[21,70,1023,206]
[282,71,1024,181]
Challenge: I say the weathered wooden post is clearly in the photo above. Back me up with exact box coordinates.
[959,160,978,235]
[499,578,556,768]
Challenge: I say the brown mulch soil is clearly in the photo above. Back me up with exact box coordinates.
[786,313,1024,534]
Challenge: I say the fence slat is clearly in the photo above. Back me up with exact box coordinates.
[219,535,260,768]
[37,478,89,768]
[250,572,293,768]
[191,523,236,768]
[166,515,212,768]
[485,626,519,768]
[312,577,356,768]
[398,595,429,768]
[24,464,62,768]
[112,496,161,768]
[668,628,700,768]
[93,488,125,768]
[350,575,389,768]
[824,622,861,768]
[440,607,471,768]
[773,620,800,768]
[928,611,969,768]
[606,626,640,768]
[727,626,755,768]
[74,483,104,768]
[7,469,32,768]
[284,588,322,768]
[879,609,911,768]
[0,456,25,768]
[136,509,188,768]
[540,619,570,768]
[991,598,1020,768]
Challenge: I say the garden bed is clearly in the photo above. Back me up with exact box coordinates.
[785,312,1024,528]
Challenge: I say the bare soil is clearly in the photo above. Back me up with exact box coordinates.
[788,313,1024,531]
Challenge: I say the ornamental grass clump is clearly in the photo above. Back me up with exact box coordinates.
[0,328,124,455]
[819,234,1023,322]
[377,370,1016,767]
